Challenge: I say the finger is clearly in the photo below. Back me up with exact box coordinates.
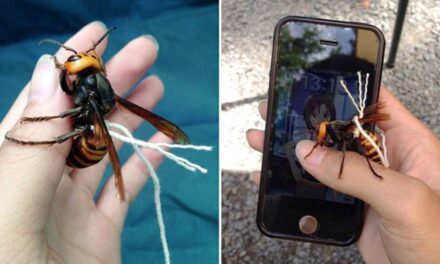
[0,85,29,146]
[246,129,264,152]
[0,23,112,232]
[250,171,261,185]
[96,132,171,230]
[106,35,158,94]
[258,101,267,120]
[0,55,71,231]
[54,21,108,62]
[71,76,164,197]
[295,140,430,221]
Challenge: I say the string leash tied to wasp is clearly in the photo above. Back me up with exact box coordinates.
[4,27,213,264]
[339,72,390,168]
[102,121,212,264]
[305,71,390,178]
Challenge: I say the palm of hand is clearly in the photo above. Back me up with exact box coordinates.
[45,172,121,263]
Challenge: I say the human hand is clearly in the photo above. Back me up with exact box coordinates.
[0,22,171,263]
[246,87,440,264]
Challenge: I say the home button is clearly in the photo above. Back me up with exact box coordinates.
[299,215,318,234]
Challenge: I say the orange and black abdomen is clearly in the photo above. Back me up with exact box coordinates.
[359,131,383,164]
[67,133,107,168]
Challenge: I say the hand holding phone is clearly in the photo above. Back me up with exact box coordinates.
[258,16,386,245]
[248,16,440,263]
[248,90,440,263]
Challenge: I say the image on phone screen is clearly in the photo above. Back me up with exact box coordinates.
[268,21,379,202]
[260,17,384,244]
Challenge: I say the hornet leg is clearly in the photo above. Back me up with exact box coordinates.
[5,127,88,146]
[20,107,82,123]
[338,141,347,179]
[364,156,383,180]
[304,141,320,159]
[355,139,383,179]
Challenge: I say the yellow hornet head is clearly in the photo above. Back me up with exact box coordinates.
[39,27,116,75]
[317,121,329,141]
[64,52,103,74]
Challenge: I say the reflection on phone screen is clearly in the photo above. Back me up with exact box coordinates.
[267,22,380,204]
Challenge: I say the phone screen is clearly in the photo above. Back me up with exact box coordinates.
[259,18,384,244]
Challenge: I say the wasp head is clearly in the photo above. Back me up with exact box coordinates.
[316,121,329,142]
[64,52,103,75]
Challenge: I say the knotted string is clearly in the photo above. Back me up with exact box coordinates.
[103,121,213,264]
[340,71,369,118]
[339,72,390,167]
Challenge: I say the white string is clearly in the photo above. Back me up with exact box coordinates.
[107,122,212,174]
[380,132,389,167]
[341,72,390,168]
[357,71,363,111]
[147,143,212,150]
[341,72,370,118]
[111,123,171,264]
[96,121,212,264]
[362,72,369,115]
[340,80,362,115]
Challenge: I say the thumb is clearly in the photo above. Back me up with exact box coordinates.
[0,55,72,231]
[295,140,428,221]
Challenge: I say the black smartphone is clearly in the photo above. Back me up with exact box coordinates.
[257,16,385,246]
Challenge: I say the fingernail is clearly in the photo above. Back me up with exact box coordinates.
[296,140,326,167]
[92,20,108,30]
[143,34,159,51]
[28,54,58,103]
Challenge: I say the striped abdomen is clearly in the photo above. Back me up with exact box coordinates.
[67,132,107,168]
[359,131,383,164]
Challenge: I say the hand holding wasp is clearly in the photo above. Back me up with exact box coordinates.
[247,87,440,263]
[0,22,173,263]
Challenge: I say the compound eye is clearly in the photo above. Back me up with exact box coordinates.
[67,55,81,62]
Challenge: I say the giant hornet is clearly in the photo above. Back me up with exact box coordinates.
[304,74,390,179]
[5,27,189,201]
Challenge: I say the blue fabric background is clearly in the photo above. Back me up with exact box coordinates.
[0,1,219,263]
